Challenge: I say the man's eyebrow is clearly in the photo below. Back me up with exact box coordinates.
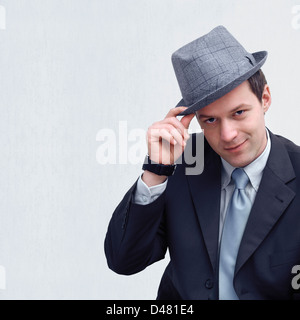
[197,104,251,119]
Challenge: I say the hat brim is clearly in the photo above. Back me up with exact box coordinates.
[176,51,268,116]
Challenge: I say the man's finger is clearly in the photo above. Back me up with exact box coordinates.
[165,106,188,119]
[181,113,195,130]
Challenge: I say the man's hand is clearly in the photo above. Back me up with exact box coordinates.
[147,107,195,165]
[142,107,195,187]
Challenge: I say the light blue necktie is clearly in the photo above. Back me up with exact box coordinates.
[219,168,251,300]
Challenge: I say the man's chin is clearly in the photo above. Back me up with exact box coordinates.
[221,154,253,168]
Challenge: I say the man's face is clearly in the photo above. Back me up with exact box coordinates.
[195,81,271,168]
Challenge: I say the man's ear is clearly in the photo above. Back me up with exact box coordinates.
[262,84,271,114]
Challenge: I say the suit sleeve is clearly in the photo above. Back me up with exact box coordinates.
[104,179,168,275]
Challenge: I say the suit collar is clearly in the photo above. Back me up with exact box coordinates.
[262,130,296,184]
[235,130,296,274]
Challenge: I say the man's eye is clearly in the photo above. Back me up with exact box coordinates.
[235,110,244,116]
[205,118,216,124]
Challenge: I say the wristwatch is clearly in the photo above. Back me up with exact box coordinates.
[142,154,177,176]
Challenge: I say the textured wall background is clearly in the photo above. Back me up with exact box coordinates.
[0,0,299,299]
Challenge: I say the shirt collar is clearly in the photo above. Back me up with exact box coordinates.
[221,128,271,191]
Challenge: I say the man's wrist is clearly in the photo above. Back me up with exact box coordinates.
[141,170,167,188]
[142,154,177,176]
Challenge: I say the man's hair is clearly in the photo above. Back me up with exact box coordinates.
[247,69,267,102]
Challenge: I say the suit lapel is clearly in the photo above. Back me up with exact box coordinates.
[235,131,296,275]
[185,131,296,275]
[186,138,222,272]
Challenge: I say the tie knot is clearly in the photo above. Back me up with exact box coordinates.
[231,168,249,190]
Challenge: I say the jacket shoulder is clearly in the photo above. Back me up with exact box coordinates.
[274,134,300,153]
[273,134,300,171]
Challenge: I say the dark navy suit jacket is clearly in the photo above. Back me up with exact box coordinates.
[105,131,300,300]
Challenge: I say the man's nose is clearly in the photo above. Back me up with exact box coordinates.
[220,120,238,143]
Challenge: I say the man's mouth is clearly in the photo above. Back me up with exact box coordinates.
[224,140,247,152]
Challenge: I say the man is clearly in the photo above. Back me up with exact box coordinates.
[105,26,300,300]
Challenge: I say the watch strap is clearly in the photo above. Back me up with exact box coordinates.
[142,155,176,176]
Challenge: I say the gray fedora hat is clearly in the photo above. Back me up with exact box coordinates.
[172,25,268,115]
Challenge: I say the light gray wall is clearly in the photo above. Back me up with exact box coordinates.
[0,0,299,299]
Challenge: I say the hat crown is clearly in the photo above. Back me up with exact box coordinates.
[171,26,258,107]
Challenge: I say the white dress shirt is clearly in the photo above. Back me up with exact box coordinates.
[218,129,271,241]
[133,175,168,205]
[133,129,271,241]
